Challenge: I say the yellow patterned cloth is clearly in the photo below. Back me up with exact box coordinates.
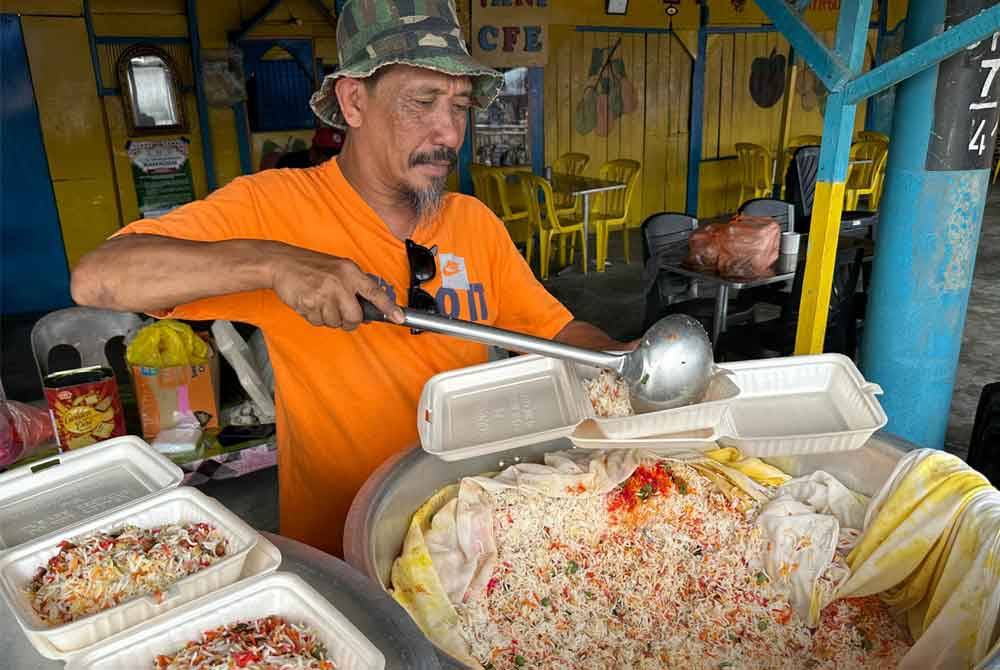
[838,449,1000,669]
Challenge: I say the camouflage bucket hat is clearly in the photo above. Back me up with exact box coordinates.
[310,0,503,129]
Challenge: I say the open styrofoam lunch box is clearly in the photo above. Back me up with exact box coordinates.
[417,353,888,460]
[65,572,386,670]
[0,436,381,669]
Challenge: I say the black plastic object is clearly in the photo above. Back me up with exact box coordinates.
[785,145,820,233]
[717,246,863,361]
[217,423,275,447]
[359,297,387,323]
[967,383,1000,486]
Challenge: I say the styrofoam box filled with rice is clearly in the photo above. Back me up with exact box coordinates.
[0,486,260,658]
[417,355,739,461]
[418,352,886,460]
[65,572,386,670]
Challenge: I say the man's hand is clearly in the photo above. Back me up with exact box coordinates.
[269,245,404,330]
[553,320,631,351]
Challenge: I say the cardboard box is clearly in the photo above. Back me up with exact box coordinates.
[131,352,220,440]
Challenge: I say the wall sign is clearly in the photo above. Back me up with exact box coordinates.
[127,138,195,218]
[926,0,1000,171]
[471,0,550,67]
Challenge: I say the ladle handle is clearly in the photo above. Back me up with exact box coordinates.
[360,299,625,372]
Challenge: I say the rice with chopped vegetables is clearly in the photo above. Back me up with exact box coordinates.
[154,616,335,669]
[584,370,634,418]
[457,462,911,670]
[27,523,228,625]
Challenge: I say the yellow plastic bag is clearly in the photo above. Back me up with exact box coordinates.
[126,320,210,368]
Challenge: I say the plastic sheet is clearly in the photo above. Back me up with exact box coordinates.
[685,215,782,279]
[0,401,55,468]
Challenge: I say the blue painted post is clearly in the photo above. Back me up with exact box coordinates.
[459,119,474,195]
[528,66,545,176]
[685,4,708,216]
[861,0,999,448]
[186,0,217,192]
[232,103,253,175]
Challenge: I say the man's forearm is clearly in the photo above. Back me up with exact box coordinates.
[553,320,630,351]
[71,235,275,313]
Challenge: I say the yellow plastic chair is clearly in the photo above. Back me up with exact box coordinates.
[469,164,500,214]
[734,143,774,205]
[488,169,535,264]
[518,174,584,280]
[857,130,889,144]
[845,140,889,210]
[590,159,641,271]
[551,152,590,217]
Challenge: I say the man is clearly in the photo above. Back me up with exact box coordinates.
[275,126,344,168]
[72,0,625,557]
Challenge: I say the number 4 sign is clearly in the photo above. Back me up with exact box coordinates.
[927,0,1000,172]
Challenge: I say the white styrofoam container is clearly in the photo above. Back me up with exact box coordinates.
[717,354,888,457]
[65,572,386,670]
[418,354,739,460]
[0,486,261,658]
[0,436,183,553]
[419,353,887,460]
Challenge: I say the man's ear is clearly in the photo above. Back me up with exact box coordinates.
[335,77,367,129]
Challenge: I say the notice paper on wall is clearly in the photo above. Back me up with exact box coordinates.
[127,138,195,219]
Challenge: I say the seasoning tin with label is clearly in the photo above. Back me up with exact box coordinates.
[43,366,126,451]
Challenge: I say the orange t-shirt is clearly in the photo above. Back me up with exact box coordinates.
[118,158,573,556]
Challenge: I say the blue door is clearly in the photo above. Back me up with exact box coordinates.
[1,14,72,314]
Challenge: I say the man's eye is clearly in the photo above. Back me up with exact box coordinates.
[415,99,434,107]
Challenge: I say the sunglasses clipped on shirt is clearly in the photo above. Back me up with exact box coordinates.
[405,239,439,333]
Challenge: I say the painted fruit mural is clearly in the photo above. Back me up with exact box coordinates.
[575,38,639,137]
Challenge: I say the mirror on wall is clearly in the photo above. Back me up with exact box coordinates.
[117,45,187,135]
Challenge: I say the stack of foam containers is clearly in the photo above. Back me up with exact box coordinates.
[0,437,385,670]
[417,353,888,461]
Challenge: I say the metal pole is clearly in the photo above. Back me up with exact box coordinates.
[685,3,708,216]
[792,0,873,355]
[861,0,1000,448]
[186,0,217,192]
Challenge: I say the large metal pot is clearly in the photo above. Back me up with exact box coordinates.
[344,433,917,669]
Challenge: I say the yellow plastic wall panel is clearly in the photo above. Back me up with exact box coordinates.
[543,27,691,226]
[21,16,122,264]
[1,1,82,16]
[237,0,336,38]
[197,0,243,49]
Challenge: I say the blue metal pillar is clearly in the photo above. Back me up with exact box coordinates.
[186,0,217,191]
[685,4,708,216]
[861,0,999,448]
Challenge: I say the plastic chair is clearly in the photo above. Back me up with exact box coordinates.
[785,145,820,233]
[518,173,583,279]
[590,159,641,270]
[551,152,590,217]
[845,140,889,210]
[518,174,584,280]
[778,136,821,196]
[735,143,774,204]
[487,168,535,264]
[967,383,1000,486]
[31,307,143,385]
[717,246,864,361]
[739,198,796,233]
[470,163,501,215]
[856,130,889,144]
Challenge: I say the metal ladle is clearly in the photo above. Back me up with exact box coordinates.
[362,302,714,411]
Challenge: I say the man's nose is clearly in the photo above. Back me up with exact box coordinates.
[430,106,464,149]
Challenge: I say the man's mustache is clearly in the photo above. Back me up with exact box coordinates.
[410,148,458,169]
